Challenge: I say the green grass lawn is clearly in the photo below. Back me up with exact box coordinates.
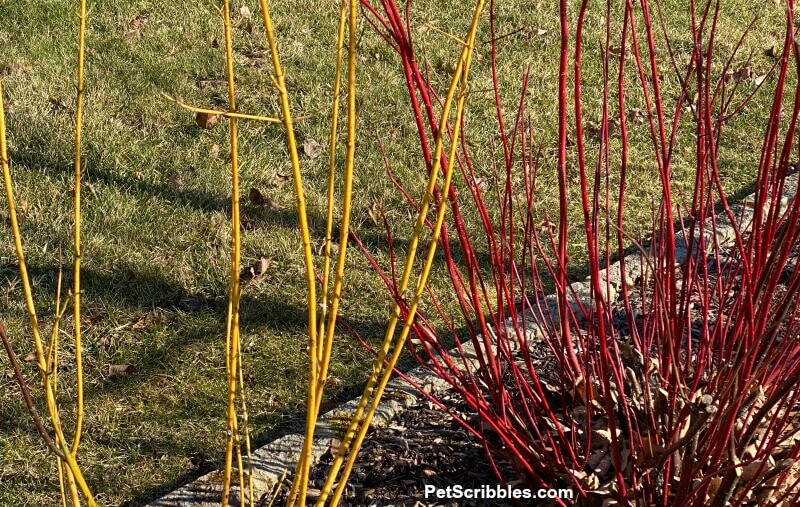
[0,0,787,504]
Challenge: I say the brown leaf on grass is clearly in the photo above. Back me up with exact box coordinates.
[239,6,252,19]
[22,350,40,362]
[196,77,225,89]
[248,188,282,210]
[187,452,210,469]
[627,107,646,125]
[272,172,289,188]
[765,44,779,59]
[129,15,147,29]
[240,217,257,231]
[367,201,381,227]
[82,311,105,326]
[240,257,271,283]
[302,139,322,159]
[168,171,183,187]
[195,111,220,130]
[725,66,752,83]
[211,38,220,48]
[180,294,207,312]
[106,364,135,378]
[124,28,141,41]
[96,335,114,350]
[210,144,220,157]
[586,120,601,139]
[0,62,16,76]
[248,187,266,205]
[132,312,163,332]
[530,27,547,36]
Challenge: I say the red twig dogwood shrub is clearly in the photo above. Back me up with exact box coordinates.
[350,0,800,505]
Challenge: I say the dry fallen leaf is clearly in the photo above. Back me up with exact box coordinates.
[187,452,210,469]
[211,38,220,48]
[107,364,135,378]
[627,107,646,125]
[248,188,282,210]
[272,172,289,188]
[765,44,779,59]
[129,15,147,29]
[124,28,141,41]
[328,438,342,456]
[367,201,381,227]
[302,138,322,159]
[725,66,752,83]
[248,187,267,206]
[239,6,252,19]
[180,294,207,312]
[240,217,257,231]
[210,144,220,157]
[23,350,40,362]
[240,257,271,283]
[132,312,163,332]
[168,171,183,187]
[195,111,220,130]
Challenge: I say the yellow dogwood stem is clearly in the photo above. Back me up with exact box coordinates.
[256,1,320,505]
[219,0,245,503]
[0,83,97,507]
[317,3,485,505]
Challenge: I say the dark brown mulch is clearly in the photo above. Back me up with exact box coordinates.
[268,393,541,507]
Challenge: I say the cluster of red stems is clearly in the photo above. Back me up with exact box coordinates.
[351,0,800,505]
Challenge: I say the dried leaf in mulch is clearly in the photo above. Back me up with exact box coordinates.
[302,138,322,159]
[240,257,271,283]
[195,111,221,130]
[106,364,135,379]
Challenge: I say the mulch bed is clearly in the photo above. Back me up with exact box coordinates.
[269,392,538,507]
